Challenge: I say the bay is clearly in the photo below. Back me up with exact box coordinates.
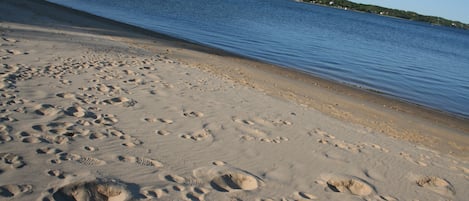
[47,0,469,118]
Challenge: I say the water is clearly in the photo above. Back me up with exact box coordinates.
[48,0,469,118]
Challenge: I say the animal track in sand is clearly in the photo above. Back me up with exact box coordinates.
[117,155,163,167]
[416,176,455,196]
[51,179,130,201]
[0,184,32,198]
[0,152,26,169]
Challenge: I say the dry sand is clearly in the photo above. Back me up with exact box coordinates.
[0,0,468,200]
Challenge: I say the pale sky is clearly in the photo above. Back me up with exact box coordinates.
[351,0,469,23]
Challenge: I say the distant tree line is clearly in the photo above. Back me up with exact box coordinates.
[299,0,469,30]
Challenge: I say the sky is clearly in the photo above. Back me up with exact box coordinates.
[351,0,469,24]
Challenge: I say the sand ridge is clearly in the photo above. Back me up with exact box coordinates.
[0,0,468,200]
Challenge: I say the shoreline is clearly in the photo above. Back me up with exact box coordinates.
[37,1,469,156]
[1,1,468,200]
[45,1,469,121]
[43,1,469,121]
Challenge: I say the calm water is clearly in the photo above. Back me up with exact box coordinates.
[48,0,469,118]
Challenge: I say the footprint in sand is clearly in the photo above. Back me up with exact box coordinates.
[0,184,32,198]
[93,114,119,126]
[102,97,136,107]
[141,188,169,200]
[313,129,363,153]
[55,152,106,166]
[0,124,13,143]
[119,135,143,147]
[2,37,19,43]
[107,128,125,137]
[318,174,375,196]
[77,156,107,166]
[59,79,72,85]
[180,129,212,142]
[4,49,23,55]
[47,169,66,179]
[158,118,174,124]
[56,92,76,99]
[416,176,455,196]
[93,83,123,95]
[399,152,428,167]
[65,105,97,119]
[192,164,264,193]
[143,117,157,123]
[89,131,109,140]
[34,103,61,116]
[234,117,289,144]
[293,191,317,200]
[51,179,130,201]
[0,152,26,169]
[233,116,255,125]
[183,110,204,118]
[164,174,186,184]
[117,155,163,167]
[155,129,171,136]
[36,147,63,155]
[83,146,97,152]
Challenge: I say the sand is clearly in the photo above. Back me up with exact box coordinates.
[0,0,468,201]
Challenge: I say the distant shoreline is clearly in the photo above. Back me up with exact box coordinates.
[296,0,469,30]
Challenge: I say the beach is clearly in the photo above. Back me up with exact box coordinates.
[0,0,468,200]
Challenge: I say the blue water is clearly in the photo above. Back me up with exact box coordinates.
[48,0,469,118]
